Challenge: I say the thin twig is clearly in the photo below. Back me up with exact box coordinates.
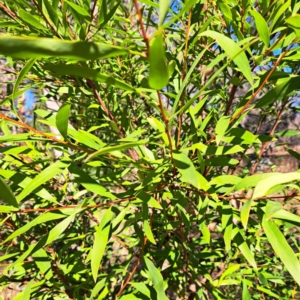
[32,0,62,38]
[177,8,192,149]
[230,42,295,124]
[0,113,93,153]
[250,100,290,174]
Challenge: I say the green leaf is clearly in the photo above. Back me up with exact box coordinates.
[234,173,280,191]
[222,204,233,252]
[262,216,300,286]
[0,36,134,60]
[273,209,300,226]
[45,213,77,245]
[265,201,282,219]
[148,30,169,89]
[173,150,200,189]
[252,172,300,200]
[84,140,147,161]
[275,129,300,137]
[22,280,33,300]
[200,222,210,244]
[285,147,300,160]
[205,156,239,166]
[250,10,270,47]
[240,198,252,229]
[68,128,102,150]
[45,64,135,91]
[68,163,116,199]
[131,282,151,298]
[0,205,19,213]
[286,15,300,38]
[242,280,251,300]
[13,58,36,104]
[32,249,53,280]
[199,31,253,85]
[159,0,171,26]
[144,257,168,300]
[232,228,257,269]
[210,175,241,186]
[91,208,112,282]
[19,9,46,30]
[143,220,156,244]
[0,176,18,208]
[56,103,71,140]
[64,0,90,16]
[215,116,231,144]
[219,264,241,284]
[44,0,59,27]
[255,76,300,108]
[1,212,65,245]
[16,161,69,203]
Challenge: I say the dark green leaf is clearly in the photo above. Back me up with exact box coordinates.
[0,36,135,60]
[56,103,71,140]
[255,76,300,108]
[19,9,46,30]
[0,176,18,208]
[45,64,135,91]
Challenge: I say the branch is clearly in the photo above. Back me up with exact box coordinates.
[0,113,93,153]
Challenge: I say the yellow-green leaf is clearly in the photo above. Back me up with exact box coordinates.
[149,30,169,89]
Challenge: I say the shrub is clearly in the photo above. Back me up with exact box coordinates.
[0,0,300,299]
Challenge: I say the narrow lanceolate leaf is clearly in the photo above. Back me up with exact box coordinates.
[85,140,147,161]
[56,103,71,140]
[241,172,300,228]
[240,198,252,229]
[16,161,69,203]
[13,58,36,102]
[222,204,233,252]
[32,249,53,280]
[159,0,171,26]
[215,116,231,144]
[233,228,257,269]
[64,0,90,16]
[148,30,169,89]
[44,0,59,27]
[143,220,156,244]
[242,280,251,300]
[262,216,300,286]
[250,10,270,47]
[173,151,200,189]
[68,163,116,199]
[91,208,112,282]
[252,172,300,200]
[19,9,46,30]
[144,257,168,300]
[46,210,82,245]
[0,205,18,213]
[199,31,253,85]
[0,36,133,60]
[0,176,18,208]
[45,64,135,92]
[2,212,65,245]
[255,76,300,108]
[22,280,33,300]
[285,15,300,38]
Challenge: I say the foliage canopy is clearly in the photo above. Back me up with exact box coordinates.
[0,0,300,299]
